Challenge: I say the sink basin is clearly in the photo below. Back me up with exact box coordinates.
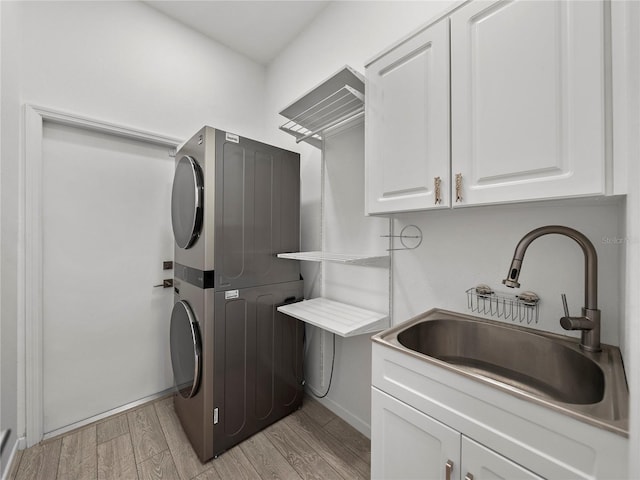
[373,309,628,436]
[397,318,604,405]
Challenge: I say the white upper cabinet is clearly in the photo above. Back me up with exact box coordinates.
[450,0,605,206]
[365,19,450,214]
[365,0,607,214]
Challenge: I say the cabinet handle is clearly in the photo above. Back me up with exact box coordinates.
[434,177,442,204]
[455,173,463,202]
[465,473,474,480]
[445,460,454,480]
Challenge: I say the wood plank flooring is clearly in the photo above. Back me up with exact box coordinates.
[7,396,370,480]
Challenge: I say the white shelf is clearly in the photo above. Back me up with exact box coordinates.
[277,251,389,267]
[278,298,388,337]
[279,66,365,148]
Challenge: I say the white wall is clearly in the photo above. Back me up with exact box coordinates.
[313,122,389,434]
[0,1,267,472]
[19,1,267,142]
[612,1,640,474]
[0,0,636,474]
[393,198,624,344]
[0,0,3,467]
[264,0,633,449]
[1,1,23,473]
[264,0,459,435]
[264,1,460,303]
[0,1,4,472]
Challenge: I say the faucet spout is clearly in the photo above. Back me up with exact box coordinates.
[502,225,601,352]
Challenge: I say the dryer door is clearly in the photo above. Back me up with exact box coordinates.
[171,155,203,249]
[170,300,202,398]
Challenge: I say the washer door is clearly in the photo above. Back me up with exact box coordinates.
[171,155,204,249]
[170,300,202,398]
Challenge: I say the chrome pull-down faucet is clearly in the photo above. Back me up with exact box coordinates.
[502,225,601,352]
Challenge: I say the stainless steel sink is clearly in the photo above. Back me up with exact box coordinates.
[373,309,629,436]
[397,318,605,405]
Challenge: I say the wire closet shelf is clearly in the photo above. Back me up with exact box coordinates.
[278,66,365,148]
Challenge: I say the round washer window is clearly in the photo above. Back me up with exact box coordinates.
[170,300,202,399]
[171,155,204,249]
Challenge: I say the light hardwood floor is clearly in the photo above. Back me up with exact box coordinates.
[7,395,370,480]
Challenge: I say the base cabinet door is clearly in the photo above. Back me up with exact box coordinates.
[461,437,544,480]
[450,0,605,205]
[371,388,460,480]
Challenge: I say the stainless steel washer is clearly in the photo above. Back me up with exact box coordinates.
[169,127,304,462]
[170,276,215,460]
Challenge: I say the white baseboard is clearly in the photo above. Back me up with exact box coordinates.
[308,392,371,439]
[42,387,174,441]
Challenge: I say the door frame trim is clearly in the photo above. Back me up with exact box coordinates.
[23,104,180,446]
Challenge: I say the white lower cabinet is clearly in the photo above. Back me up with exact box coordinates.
[372,388,542,480]
[372,388,460,480]
[371,343,628,479]
[461,437,543,480]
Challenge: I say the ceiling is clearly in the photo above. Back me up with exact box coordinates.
[144,1,331,65]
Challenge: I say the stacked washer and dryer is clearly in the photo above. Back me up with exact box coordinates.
[169,127,304,462]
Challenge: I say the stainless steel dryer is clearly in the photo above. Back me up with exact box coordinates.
[169,127,304,462]
[171,127,215,285]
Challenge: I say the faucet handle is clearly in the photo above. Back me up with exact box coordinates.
[560,293,595,334]
[561,293,570,317]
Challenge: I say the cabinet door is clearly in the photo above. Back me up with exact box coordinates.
[372,388,460,480]
[366,19,450,214]
[462,437,544,480]
[451,0,605,206]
